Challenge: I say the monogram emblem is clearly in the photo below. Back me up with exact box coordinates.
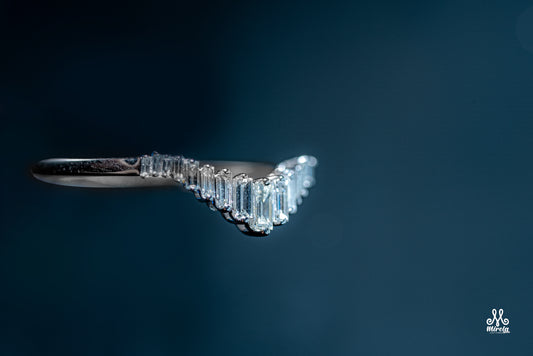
[486,308,510,334]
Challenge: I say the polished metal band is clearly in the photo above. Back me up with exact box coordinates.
[31,153,317,237]
[31,158,275,188]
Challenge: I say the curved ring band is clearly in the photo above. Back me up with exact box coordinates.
[31,153,317,237]
[32,158,276,188]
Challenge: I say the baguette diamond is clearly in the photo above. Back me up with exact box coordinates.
[232,174,253,221]
[172,156,183,182]
[271,175,289,225]
[299,155,317,188]
[184,159,199,190]
[295,163,306,200]
[162,155,173,177]
[285,169,298,214]
[152,152,163,177]
[215,169,232,210]
[140,155,153,178]
[250,178,274,233]
[199,165,215,200]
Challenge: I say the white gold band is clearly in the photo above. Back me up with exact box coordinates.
[32,153,317,236]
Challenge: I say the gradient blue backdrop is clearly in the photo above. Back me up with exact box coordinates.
[1,0,533,355]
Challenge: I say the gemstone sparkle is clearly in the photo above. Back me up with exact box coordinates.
[140,155,153,178]
[285,169,298,214]
[199,165,215,200]
[152,152,163,177]
[271,175,289,225]
[172,156,183,182]
[295,163,306,200]
[250,178,274,233]
[161,155,172,177]
[136,152,317,236]
[215,169,232,210]
[232,174,252,221]
[299,155,317,188]
[184,159,199,190]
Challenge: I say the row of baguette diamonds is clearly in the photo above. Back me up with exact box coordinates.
[140,152,317,235]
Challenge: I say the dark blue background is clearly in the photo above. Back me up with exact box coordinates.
[1,0,532,355]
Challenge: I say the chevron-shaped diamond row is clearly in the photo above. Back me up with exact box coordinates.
[140,152,317,236]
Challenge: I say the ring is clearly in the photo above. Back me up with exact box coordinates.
[31,153,318,236]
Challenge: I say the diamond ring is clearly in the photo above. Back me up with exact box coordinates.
[31,153,318,236]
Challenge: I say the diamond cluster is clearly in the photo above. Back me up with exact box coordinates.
[140,152,317,236]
